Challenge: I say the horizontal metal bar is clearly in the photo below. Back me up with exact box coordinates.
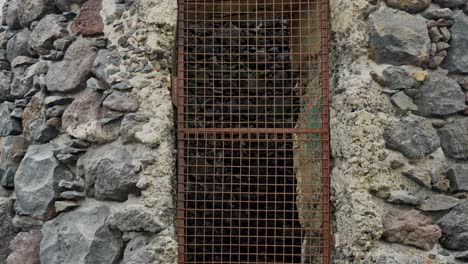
[179,127,325,134]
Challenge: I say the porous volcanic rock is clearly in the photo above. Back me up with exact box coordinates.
[6,230,42,264]
[23,94,60,143]
[71,0,104,36]
[382,209,442,250]
[62,91,119,143]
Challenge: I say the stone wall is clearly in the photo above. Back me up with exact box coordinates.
[0,0,178,263]
[330,0,468,263]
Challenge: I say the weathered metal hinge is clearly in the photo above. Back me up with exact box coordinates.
[171,76,178,107]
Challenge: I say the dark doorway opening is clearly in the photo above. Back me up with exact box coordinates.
[175,1,330,263]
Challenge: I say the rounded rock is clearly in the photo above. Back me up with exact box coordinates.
[439,118,468,159]
[438,200,468,250]
[54,0,88,12]
[369,8,431,66]
[79,144,140,201]
[383,115,440,159]
[6,230,42,264]
[29,14,68,55]
[40,204,123,264]
[18,0,56,28]
[385,0,432,13]
[3,0,22,29]
[6,30,31,63]
[413,72,465,117]
[14,144,75,219]
[434,0,466,8]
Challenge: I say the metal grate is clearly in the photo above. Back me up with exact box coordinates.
[175,0,330,263]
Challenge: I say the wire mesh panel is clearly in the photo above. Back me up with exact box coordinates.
[176,0,330,263]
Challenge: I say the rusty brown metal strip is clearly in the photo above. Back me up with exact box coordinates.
[178,128,325,134]
[176,1,186,263]
[171,76,178,106]
[320,0,331,263]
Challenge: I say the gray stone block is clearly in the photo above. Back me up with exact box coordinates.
[369,8,430,66]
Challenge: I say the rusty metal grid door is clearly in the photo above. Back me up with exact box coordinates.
[175,0,330,263]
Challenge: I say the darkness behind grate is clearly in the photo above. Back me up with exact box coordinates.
[184,15,299,130]
[184,132,303,263]
[176,0,330,263]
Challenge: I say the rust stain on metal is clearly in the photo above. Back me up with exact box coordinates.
[171,76,179,106]
[176,0,330,263]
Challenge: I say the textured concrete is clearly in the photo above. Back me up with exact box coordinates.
[329,0,454,261]
[101,0,178,262]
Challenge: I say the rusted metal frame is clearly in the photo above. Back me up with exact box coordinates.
[176,0,186,263]
[179,127,325,134]
[177,0,330,262]
[320,0,331,262]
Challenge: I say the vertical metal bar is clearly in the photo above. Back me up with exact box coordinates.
[320,0,331,262]
[176,0,186,263]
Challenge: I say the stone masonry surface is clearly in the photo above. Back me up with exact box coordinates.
[0,0,468,263]
[331,0,468,263]
[0,0,177,263]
